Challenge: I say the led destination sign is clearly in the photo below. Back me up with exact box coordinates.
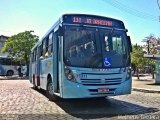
[63,15,125,29]
[73,17,113,26]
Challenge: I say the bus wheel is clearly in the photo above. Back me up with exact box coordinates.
[33,84,38,90]
[32,75,37,90]
[46,80,60,101]
[7,70,14,76]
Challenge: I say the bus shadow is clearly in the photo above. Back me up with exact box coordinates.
[33,88,159,119]
[54,98,158,119]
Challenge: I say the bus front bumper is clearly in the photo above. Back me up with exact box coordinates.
[61,79,132,99]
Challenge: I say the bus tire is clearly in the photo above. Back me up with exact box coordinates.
[46,79,60,101]
[33,84,38,90]
[6,70,14,76]
[32,75,38,90]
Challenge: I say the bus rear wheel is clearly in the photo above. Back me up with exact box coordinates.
[46,80,60,101]
[6,70,14,76]
[32,75,38,90]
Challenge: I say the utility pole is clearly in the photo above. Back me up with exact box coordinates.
[157,0,160,22]
[147,40,150,54]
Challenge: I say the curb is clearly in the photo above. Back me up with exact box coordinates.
[0,77,29,80]
[132,87,160,93]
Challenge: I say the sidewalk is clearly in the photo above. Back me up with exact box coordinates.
[132,74,160,93]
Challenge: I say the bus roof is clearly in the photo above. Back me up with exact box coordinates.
[31,14,126,52]
[31,39,42,51]
[62,13,124,24]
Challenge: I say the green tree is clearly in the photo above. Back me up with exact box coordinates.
[1,31,38,76]
[131,44,146,79]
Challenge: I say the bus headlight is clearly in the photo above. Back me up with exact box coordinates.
[126,68,131,80]
[67,74,74,80]
[64,68,70,75]
[64,67,76,81]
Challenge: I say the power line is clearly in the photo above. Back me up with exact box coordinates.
[157,0,160,22]
[102,0,158,21]
[105,0,157,20]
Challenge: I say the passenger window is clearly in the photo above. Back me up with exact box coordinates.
[46,36,49,53]
[37,46,40,59]
[48,33,53,56]
[36,48,37,61]
[42,37,49,58]
[43,40,46,57]
[31,53,34,62]
[34,49,37,61]
[40,44,43,59]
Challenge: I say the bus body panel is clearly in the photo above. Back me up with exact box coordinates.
[62,78,131,98]
[40,57,53,90]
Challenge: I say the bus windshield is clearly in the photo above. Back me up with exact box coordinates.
[64,26,130,68]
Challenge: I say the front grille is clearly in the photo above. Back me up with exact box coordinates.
[79,72,122,96]
[80,78,122,86]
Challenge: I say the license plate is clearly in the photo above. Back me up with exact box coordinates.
[98,88,109,93]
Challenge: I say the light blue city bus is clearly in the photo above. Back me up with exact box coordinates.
[0,56,26,76]
[29,14,132,101]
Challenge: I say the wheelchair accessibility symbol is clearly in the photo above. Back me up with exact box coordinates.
[104,58,111,67]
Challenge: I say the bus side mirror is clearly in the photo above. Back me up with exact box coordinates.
[127,36,132,52]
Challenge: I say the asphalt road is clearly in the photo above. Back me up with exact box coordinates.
[0,79,160,120]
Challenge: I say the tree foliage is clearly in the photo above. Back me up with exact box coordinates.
[131,44,145,69]
[1,31,38,64]
[131,44,155,79]
[143,34,160,54]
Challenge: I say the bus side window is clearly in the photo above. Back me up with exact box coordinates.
[35,48,37,61]
[42,37,49,58]
[45,36,49,57]
[48,33,53,56]
[37,45,41,59]
[40,44,43,59]
[42,39,46,57]
[1,58,6,65]
[31,48,37,62]
[31,53,34,62]
[32,52,35,62]
[6,58,11,65]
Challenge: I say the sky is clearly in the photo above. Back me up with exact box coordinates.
[0,0,160,45]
